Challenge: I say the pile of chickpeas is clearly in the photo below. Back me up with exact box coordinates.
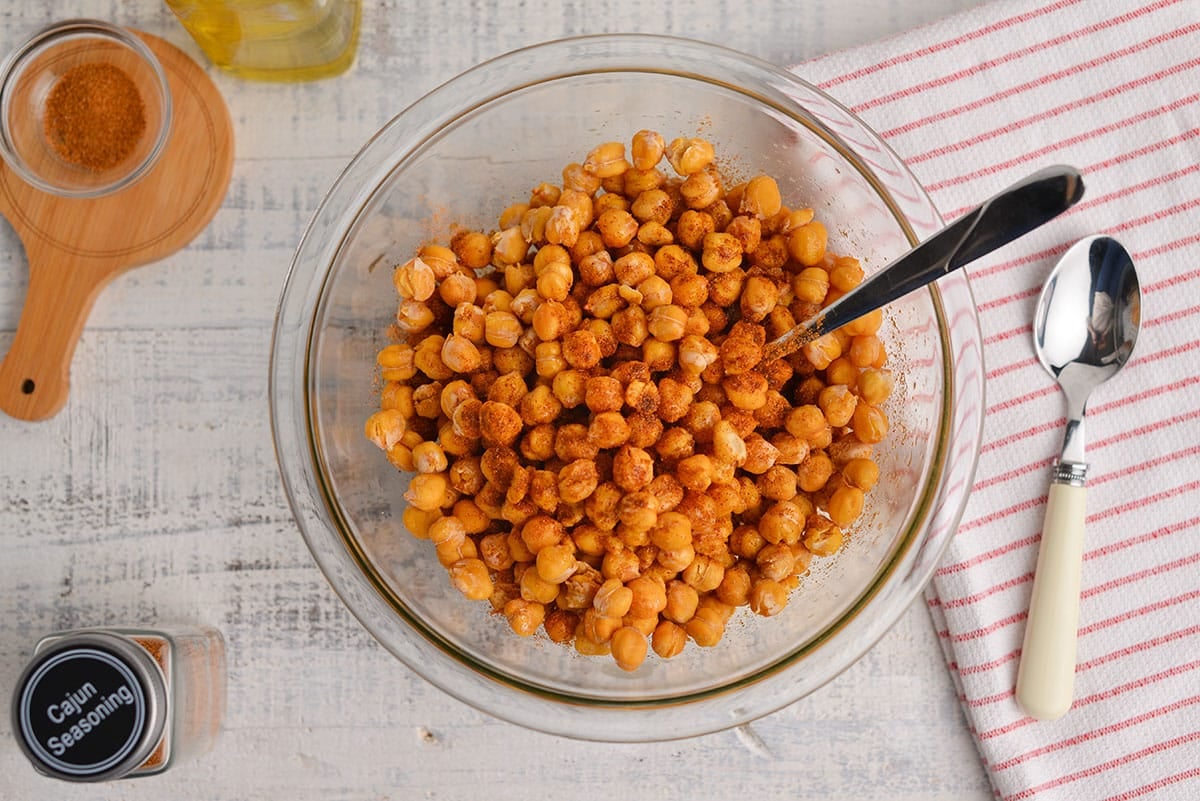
[364,130,894,672]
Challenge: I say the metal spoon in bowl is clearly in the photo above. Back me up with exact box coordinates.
[763,165,1085,363]
[1015,236,1141,721]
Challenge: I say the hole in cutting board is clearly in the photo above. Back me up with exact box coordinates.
[21,379,34,394]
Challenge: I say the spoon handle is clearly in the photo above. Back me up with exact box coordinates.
[766,165,1085,361]
[1015,481,1087,720]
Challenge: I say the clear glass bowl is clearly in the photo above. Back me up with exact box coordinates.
[270,34,985,742]
[0,19,172,198]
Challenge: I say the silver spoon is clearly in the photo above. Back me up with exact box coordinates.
[764,165,1085,362]
[1015,235,1141,720]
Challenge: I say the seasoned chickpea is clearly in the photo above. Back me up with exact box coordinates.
[756,543,796,582]
[623,166,666,196]
[858,368,894,406]
[758,500,805,545]
[574,633,612,656]
[637,220,674,246]
[680,169,721,209]
[828,485,866,527]
[825,357,859,388]
[631,129,666,170]
[797,451,835,493]
[716,564,753,606]
[520,566,561,604]
[411,441,448,474]
[852,403,890,444]
[701,232,743,273]
[663,580,700,623]
[652,620,687,658]
[723,372,769,410]
[534,341,566,378]
[364,409,407,451]
[596,208,639,248]
[544,609,579,643]
[740,275,779,322]
[561,329,602,369]
[675,454,714,492]
[748,578,788,616]
[610,626,649,671]
[402,507,439,539]
[630,189,674,224]
[647,304,688,341]
[449,558,494,601]
[558,459,600,504]
[440,334,482,373]
[803,516,844,557]
[521,515,564,554]
[612,445,654,491]
[843,458,880,491]
[757,465,798,501]
[393,257,436,301]
[377,345,417,383]
[682,555,725,593]
[848,335,885,369]
[405,473,448,511]
[788,220,828,266]
[829,256,865,292]
[584,141,631,178]
[593,578,634,618]
[739,175,782,219]
[537,543,579,584]
[684,607,725,647]
[725,215,762,254]
[504,598,547,637]
[602,547,641,582]
[580,607,623,643]
[793,267,830,304]
[665,136,715,175]
[626,575,668,618]
[818,384,858,428]
[562,161,601,194]
[435,535,477,567]
[451,230,493,270]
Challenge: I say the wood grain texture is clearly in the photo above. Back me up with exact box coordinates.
[0,1,992,798]
[0,31,233,420]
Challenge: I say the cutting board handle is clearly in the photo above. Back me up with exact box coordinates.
[0,253,105,421]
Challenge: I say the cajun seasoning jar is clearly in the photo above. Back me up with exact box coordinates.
[11,626,225,781]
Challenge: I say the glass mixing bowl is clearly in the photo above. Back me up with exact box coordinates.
[270,34,984,742]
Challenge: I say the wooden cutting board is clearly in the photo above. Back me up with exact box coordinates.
[0,31,233,421]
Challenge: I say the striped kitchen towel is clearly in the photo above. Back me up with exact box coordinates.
[795,1,1200,799]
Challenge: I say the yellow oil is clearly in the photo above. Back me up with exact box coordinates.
[164,1,360,81]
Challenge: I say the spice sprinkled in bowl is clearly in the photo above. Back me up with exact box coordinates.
[0,19,171,198]
[44,63,147,172]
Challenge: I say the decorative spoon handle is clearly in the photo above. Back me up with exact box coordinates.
[765,165,1085,361]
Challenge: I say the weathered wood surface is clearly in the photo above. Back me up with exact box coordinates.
[1,1,991,798]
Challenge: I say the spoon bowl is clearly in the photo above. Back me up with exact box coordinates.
[1016,235,1141,720]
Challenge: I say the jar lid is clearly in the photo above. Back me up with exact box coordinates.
[11,631,166,782]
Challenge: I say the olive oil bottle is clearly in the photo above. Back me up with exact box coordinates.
[164,1,360,81]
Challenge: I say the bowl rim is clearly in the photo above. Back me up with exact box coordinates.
[270,32,985,740]
[0,18,173,198]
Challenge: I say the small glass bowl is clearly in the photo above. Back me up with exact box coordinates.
[0,19,172,198]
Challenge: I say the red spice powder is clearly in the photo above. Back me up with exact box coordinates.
[43,62,146,171]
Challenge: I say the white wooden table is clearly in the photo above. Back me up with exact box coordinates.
[1,1,994,798]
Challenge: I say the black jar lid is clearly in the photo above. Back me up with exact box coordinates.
[11,631,167,782]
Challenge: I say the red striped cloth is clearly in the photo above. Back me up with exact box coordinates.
[796,1,1200,798]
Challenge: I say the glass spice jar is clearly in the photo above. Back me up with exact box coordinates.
[11,626,225,782]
